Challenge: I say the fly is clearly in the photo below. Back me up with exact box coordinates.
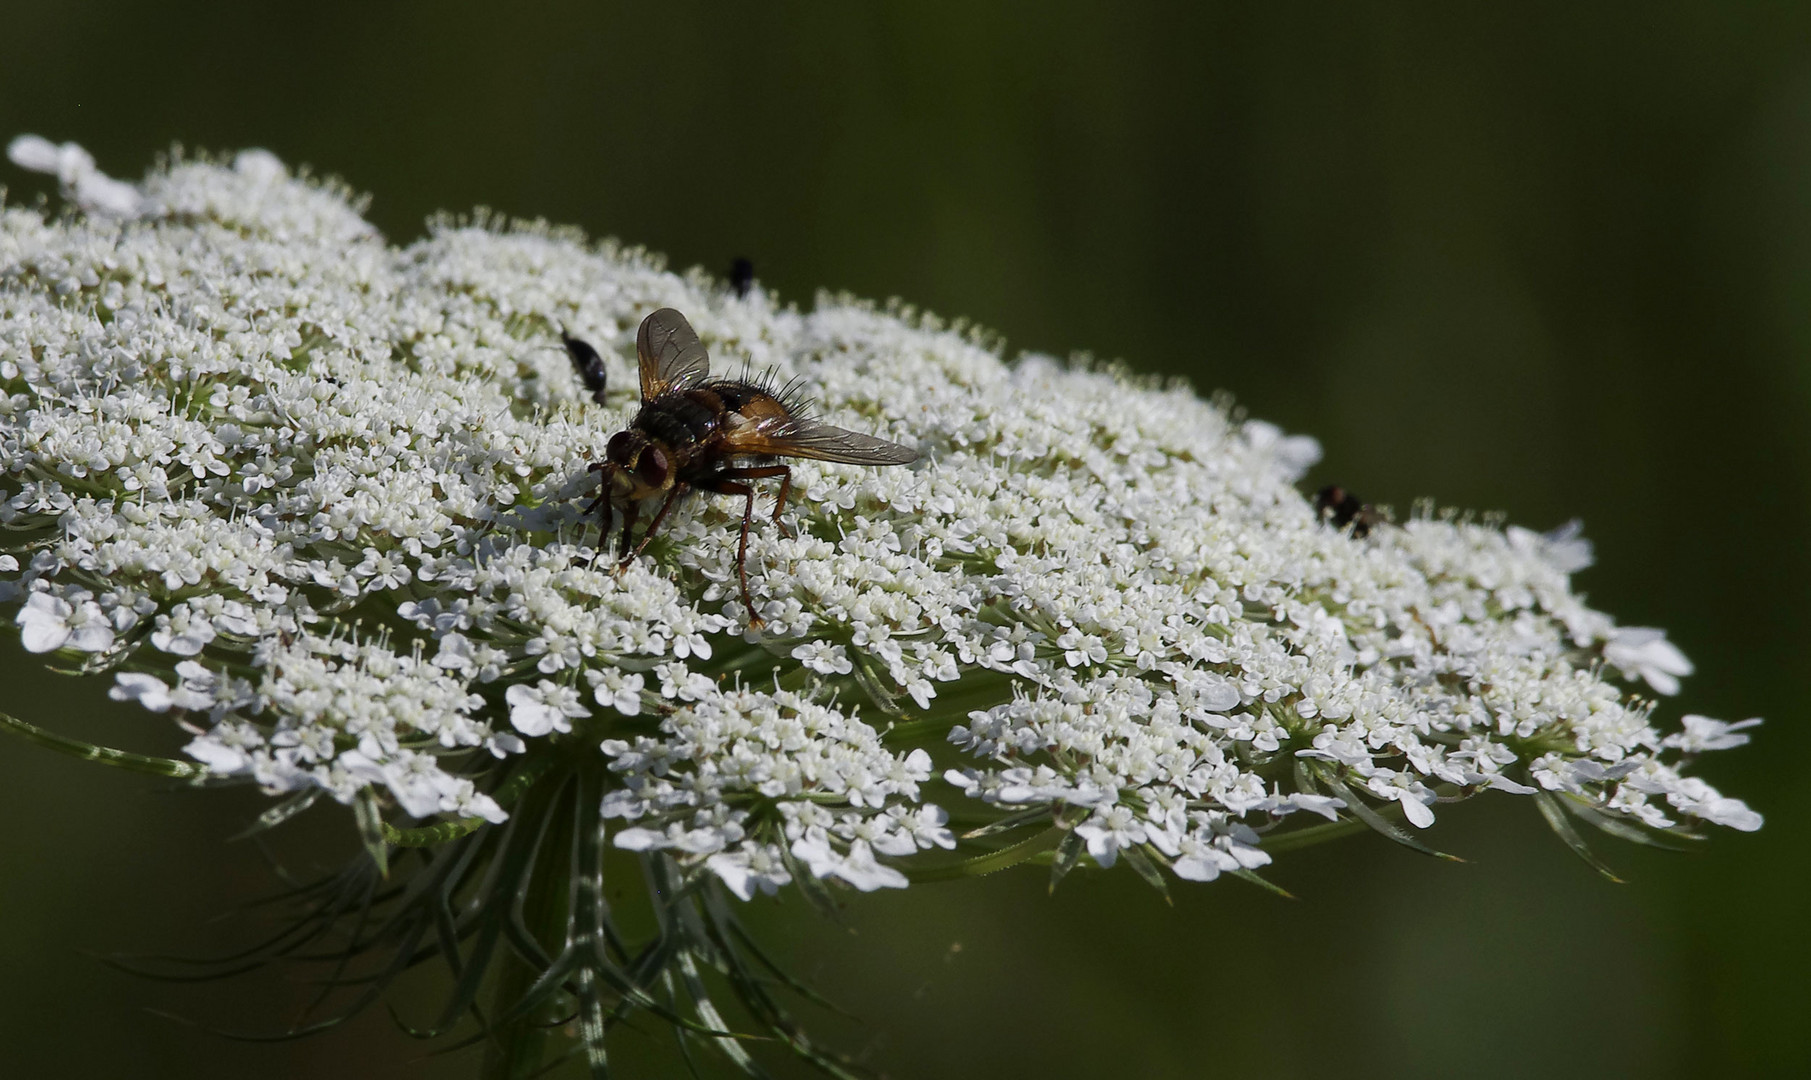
[564,308,919,626]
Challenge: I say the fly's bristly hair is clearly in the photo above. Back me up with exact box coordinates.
[564,307,918,626]
[723,363,817,426]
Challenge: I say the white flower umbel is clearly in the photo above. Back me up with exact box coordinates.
[0,139,1762,1076]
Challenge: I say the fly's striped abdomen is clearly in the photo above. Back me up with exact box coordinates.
[710,382,796,430]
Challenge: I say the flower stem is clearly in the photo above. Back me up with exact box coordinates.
[905,824,1066,882]
[480,768,576,1080]
[0,709,205,778]
[1257,816,1369,853]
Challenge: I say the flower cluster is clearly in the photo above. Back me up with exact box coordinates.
[1,137,1760,921]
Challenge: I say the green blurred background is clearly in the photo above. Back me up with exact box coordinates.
[2,3,1806,1077]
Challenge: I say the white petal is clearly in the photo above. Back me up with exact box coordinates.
[6,134,63,173]
[1400,795,1435,829]
[110,672,174,712]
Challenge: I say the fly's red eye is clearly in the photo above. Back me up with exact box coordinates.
[606,431,635,463]
[636,447,670,488]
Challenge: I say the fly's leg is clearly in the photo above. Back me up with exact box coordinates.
[698,466,791,627]
[616,501,640,566]
[583,462,616,563]
[700,477,760,626]
[769,465,794,538]
[627,482,690,564]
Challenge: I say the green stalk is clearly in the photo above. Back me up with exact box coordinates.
[481,765,576,1080]
[905,825,1066,883]
[1257,816,1369,853]
[0,709,205,778]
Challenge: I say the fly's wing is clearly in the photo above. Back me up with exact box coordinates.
[636,308,712,400]
[722,413,920,466]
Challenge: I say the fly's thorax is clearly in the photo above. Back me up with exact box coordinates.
[633,389,726,451]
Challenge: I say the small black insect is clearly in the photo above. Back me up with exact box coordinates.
[562,333,609,405]
[1315,484,1381,538]
[728,256,755,299]
[562,308,919,625]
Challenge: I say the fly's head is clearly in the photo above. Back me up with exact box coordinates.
[606,429,674,502]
